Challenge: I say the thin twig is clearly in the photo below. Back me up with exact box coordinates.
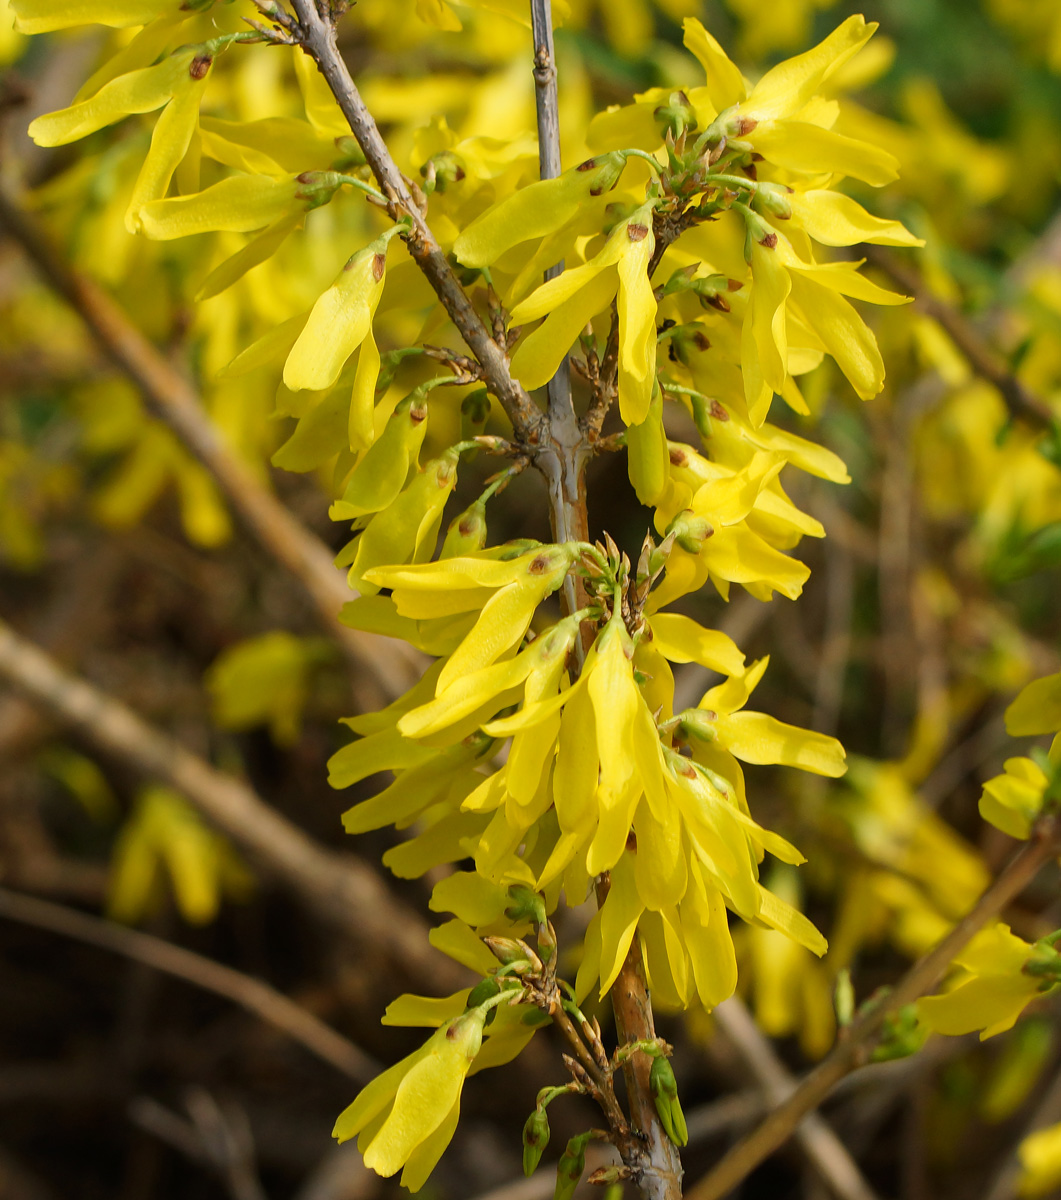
[863,246,1056,432]
[711,998,882,1200]
[0,618,468,993]
[0,887,377,1081]
[287,0,542,442]
[0,185,419,703]
[687,822,1061,1200]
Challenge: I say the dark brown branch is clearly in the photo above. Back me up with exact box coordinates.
[287,0,543,442]
[863,245,1056,432]
[0,617,468,994]
[0,887,378,1082]
[0,184,420,704]
[687,822,1061,1200]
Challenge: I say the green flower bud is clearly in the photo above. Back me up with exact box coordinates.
[870,1005,928,1063]
[752,180,793,221]
[483,936,542,973]
[653,90,697,139]
[522,1107,550,1176]
[1025,935,1061,984]
[421,150,466,194]
[294,170,345,211]
[461,389,491,441]
[650,1056,688,1147]
[505,885,547,927]
[554,1132,592,1200]
[666,510,714,554]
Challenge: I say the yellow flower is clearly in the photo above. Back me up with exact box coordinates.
[1006,671,1061,736]
[509,201,658,424]
[333,1003,489,1191]
[139,172,343,241]
[453,151,629,269]
[284,227,402,392]
[27,40,222,232]
[979,757,1052,841]
[917,925,1053,1040]
[677,657,847,777]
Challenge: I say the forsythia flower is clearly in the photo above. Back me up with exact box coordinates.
[332,1002,490,1191]
[28,40,222,231]
[10,0,194,31]
[509,200,658,424]
[979,673,1061,839]
[917,925,1059,1040]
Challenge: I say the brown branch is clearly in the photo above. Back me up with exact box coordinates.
[0,617,468,994]
[687,822,1061,1200]
[0,886,378,1082]
[711,998,881,1200]
[862,245,1056,432]
[0,184,420,704]
[287,0,543,443]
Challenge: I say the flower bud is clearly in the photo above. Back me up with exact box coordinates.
[650,1056,688,1147]
[667,510,714,554]
[332,136,367,169]
[483,936,542,973]
[653,90,697,139]
[752,180,793,221]
[554,1132,591,1200]
[505,886,547,927]
[461,388,491,442]
[522,1107,550,1176]
[1025,935,1061,984]
[421,149,466,194]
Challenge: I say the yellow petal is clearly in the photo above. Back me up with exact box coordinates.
[711,710,847,776]
[787,271,885,400]
[453,152,628,268]
[140,173,302,240]
[29,47,196,146]
[649,613,745,676]
[1006,672,1061,736]
[284,240,388,391]
[742,16,877,122]
[617,215,657,425]
[787,189,923,248]
[11,0,177,30]
[124,77,205,232]
[683,17,746,111]
[752,121,899,187]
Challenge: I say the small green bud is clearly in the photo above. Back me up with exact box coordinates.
[870,1005,928,1063]
[650,1056,688,1147]
[420,150,466,194]
[653,90,697,139]
[522,1107,551,1176]
[461,388,491,439]
[483,936,542,973]
[752,181,793,221]
[666,510,714,554]
[554,1132,592,1200]
[1025,936,1061,984]
[294,170,344,210]
[506,885,547,927]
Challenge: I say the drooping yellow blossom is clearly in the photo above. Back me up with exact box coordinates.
[332,1002,490,1191]
[509,200,658,424]
[10,0,188,31]
[28,41,221,231]
[284,227,402,392]
[918,925,1057,1040]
